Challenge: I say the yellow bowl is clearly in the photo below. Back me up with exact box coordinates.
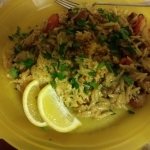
[0,0,150,149]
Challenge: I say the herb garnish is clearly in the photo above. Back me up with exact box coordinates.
[123,73,134,85]
[97,8,119,22]
[9,67,20,79]
[20,58,35,69]
[69,77,79,89]
[84,80,99,94]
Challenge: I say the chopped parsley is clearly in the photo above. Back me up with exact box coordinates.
[59,63,70,72]
[51,72,66,80]
[50,80,56,89]
[68,77,79,89]
[105,61,114,73]
[107,26,134,57]
[20,58,35,69]
[9,67,20,79]
[97,61,120,75]
[8,26,30,41]
[88,70,96,77]
[97,8,119,22]
[123,73,134,85]
[97,61,106,69]
[84,80,99,94]
[119,27,131,40]
[105,61,120,75]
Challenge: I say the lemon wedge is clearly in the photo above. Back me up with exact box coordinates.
[23,80,47,127]
[38,84,81,133]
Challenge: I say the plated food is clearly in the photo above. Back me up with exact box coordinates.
[4,7,150,128]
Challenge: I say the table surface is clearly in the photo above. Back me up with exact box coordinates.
[0,140,16,150]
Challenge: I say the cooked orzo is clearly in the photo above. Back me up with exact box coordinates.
[5,7,150,119]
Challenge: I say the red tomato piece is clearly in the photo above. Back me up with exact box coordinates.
[44,14,59,32]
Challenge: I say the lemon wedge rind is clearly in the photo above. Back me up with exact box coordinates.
[23,80,47,127]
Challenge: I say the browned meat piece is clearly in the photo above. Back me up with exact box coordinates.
[127,12,137,23]
[74,8,90,21]
[128,13,146,35]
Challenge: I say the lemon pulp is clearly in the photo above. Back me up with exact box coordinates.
[38,84,81,132]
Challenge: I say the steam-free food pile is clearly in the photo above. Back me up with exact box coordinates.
[6,7,150,119]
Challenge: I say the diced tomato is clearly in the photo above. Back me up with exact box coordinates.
[120,56,132,65]
[44,14,59,33]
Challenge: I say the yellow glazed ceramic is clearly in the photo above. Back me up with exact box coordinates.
[0,0,150,149]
